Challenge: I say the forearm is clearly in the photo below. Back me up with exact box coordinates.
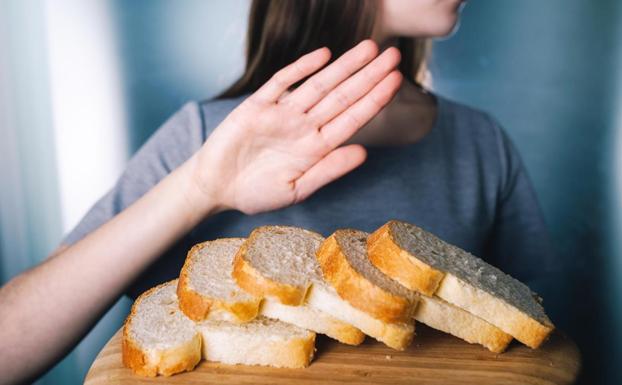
[0,153,220,384]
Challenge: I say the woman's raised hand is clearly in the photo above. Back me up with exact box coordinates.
[191,39,402,215]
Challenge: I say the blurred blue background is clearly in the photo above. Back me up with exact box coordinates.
[0,0,620,384]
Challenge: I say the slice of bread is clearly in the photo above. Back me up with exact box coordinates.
[306,282,414,350]
[198,316,316,368]
[316,229,419,324]
[177,238,261,322]
[122,280,201,377]
[415,295,513,353]
[233,225,325,306]
[368,220,554,348]
[232,226,404,349]
[260,298,365,345]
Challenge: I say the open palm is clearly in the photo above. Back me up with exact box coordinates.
[194,40,402,215]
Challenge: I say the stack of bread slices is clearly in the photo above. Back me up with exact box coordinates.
[122,220,554,377]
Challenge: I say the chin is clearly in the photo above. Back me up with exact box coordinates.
[380,0,465,38]
[424,15,461,37]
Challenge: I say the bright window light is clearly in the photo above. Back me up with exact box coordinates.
[45,0,128,233]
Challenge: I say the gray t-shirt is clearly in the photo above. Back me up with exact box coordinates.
[62,93,556,299]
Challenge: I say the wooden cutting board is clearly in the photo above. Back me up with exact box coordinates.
[84,325,580,385]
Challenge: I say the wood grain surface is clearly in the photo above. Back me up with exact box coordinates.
[84,325,580,385]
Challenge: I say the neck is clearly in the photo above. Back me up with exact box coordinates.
[345,34,437,147]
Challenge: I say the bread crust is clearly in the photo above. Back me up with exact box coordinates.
[316,231,417,324]
[327,324,366,346]
[280,335,316,368]
[122,281,202,377]
[177,241,261,322]
[367,221,445,296]
[233,238,309,306]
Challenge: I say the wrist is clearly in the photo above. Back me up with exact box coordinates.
[176,153,227,222]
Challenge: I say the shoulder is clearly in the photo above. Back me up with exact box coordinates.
[435,94,505,142]
[433,94,526,192]
[435,94,518,163]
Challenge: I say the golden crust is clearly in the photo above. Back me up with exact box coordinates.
[254,334,317,368]
[384,327,415,351]
[504,309,554,349]
[177,242,261,322]
[316,231,416,324]
[488,331,514,353]
[324,322,366,345]
[154,334,202,376]
[367,221,445,296]
[368,322,415,351]
[285,335,317,368]
[122,328,154,376]
[122,281,201,377]
[232,238,308,306]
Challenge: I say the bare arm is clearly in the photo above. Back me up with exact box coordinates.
[0,39,402,384]
[0,154,217,384]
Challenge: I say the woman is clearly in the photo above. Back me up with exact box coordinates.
[0,0,554,383]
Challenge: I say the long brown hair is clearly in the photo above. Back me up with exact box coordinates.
[217,0,429,99]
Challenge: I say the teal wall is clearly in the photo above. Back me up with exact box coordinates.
[110,0,248,153]
[432,1,622,383]
[1,1,620,384]
[0,0,62,278]
[1,1,75,383]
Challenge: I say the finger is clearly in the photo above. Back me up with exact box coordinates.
[308,46,401,126]
[293,144,367,203]
[252,47,331,103]
[319,70,403,149]
[280,39,378,112]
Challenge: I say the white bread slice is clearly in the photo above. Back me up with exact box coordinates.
[368,220,554,348]
[305,283,414,350]
[233,226,325,305]
[316,229,419,323]
[177,238,261,322]
[198,316,316,368]
[122,280,201,377]
[415,295,513,353]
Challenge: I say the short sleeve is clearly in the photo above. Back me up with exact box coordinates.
[60,102,204,246]
[484,122,559,282]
